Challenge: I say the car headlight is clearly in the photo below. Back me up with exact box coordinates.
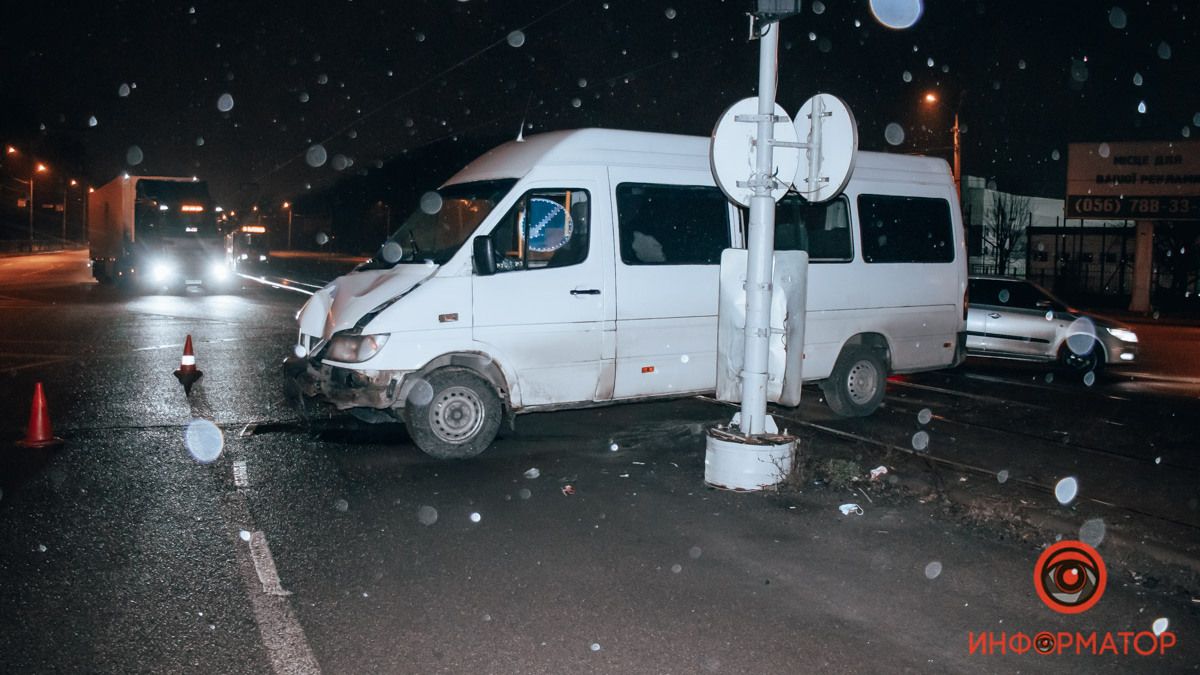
[258,254,268,262]
[151,261,175,282]
[1105,327,1138,343]
[325,333,389,363]
[210,261,230,280]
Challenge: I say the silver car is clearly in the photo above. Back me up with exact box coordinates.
[966,277,1138,372]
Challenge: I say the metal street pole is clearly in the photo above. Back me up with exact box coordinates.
[28,172,35,251]
[738,20,781,436]
[952,112,961,204]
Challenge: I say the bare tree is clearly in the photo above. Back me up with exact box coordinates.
[984,192,1031,275]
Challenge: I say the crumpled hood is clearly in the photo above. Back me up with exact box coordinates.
[297,265,438,340]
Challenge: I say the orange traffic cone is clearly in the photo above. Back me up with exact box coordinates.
[17,382,64,449]
[173,334,204,395]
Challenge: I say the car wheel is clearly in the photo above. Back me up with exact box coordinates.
[405,367,502,460]
[821,345,887,417]
[1059,341,1102,374]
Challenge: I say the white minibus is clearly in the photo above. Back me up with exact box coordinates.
[286,129,967,459]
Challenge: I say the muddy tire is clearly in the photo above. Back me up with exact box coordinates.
[405,368,502,460]
[821,345,887,417]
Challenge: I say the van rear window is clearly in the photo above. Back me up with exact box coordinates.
[857,194,955,263]
[616,183,730,265]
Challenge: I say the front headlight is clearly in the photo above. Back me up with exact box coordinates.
[151,261,175,282]
[325,333,389,363]
[1105,327,1138,343]
[210,261,230,280]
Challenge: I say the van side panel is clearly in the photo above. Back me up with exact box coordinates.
[608,168,724,399]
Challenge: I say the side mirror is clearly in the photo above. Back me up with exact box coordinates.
[473,236,496,276]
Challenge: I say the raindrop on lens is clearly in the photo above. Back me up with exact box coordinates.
[1083,371,1095,387]
[812,1,825,14]
[380,241,404,265]
[239,530,251,542]
[671,564,682,573]
[571,98,582,108]
[869,0,924,29]
[292,344,308,358]
[689,546,702,559]
[470,512,481,523]
[315,232,329,246]
[334,498,349,512]
[609,442,619,452]
[185,419,224,464]
[1153,618,1169,636]
[126,145,144,166]
[118,83,131,97]
[590,643,601,652]
[665,8,676,19]
[1108,7,1127,30]
[518,488,532,500]
[578,78,587,88]
[1137,101,1146,114]
[419,191,443,214]
[911,430,930,451]
[1157,41,1171,60]
[417,505,438,525]
[917,408,932,425]
[902,70,912,82]
[1098,142,1111,158]
[217,93,234,112]
[996,469,1010,484]
[196,137,205,146]
[924,561,942,579]
[1069,59,1088,83]
[1079,518,1106,546]
[524,468,541,479]
[405,379,434,408]
[305,144,328,167]
[87,116,98,127]
[331,154,349,171]
[680,354,689,363]
[1051,149,1061,161]
[1054,477,1078,505]
[299,92,310,103]
[506,30,525,48]
[884,123,905,146]
[1133,72,1143,86]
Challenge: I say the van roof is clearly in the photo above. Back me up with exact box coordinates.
[446,128,953,187]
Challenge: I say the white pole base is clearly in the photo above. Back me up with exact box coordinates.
[704,423,795,492]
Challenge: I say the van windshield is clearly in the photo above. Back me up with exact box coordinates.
[360,179,516,269]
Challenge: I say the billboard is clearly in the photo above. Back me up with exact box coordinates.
[1066,140,1200,219]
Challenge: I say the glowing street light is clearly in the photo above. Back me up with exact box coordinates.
[922,90,961,202]
[282,201,294,249]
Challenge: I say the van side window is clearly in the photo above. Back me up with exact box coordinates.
[857,194,955,263]
[488,189,589,272]
[773,194,852,261]
[616,183,730,265]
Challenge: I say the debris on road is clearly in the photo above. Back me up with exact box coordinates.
[869,465,888,481]
[838,503,864,516]
[561,485,576,496]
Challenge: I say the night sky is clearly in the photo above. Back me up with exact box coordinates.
[3,1,1198,210]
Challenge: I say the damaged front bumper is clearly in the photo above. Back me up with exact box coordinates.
[283,354,409,414]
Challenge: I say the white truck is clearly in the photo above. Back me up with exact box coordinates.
[88,175,232,290]
[285,129,968,459]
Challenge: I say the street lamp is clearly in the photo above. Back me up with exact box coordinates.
[282,201,293,249]
[922,91,962,203]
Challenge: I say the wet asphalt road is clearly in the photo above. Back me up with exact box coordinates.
[1,250,1198,674]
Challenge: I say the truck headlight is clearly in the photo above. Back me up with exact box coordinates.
[1105,327,1138,343]
[151,261,175,282]
[325,334,389,363]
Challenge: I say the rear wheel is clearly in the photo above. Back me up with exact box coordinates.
[821,345,887,417]
[404,368,502,460]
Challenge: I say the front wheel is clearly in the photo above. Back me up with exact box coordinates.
[1059,340,1102,375]
[404,368,502,460]
[821,345,887,417]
